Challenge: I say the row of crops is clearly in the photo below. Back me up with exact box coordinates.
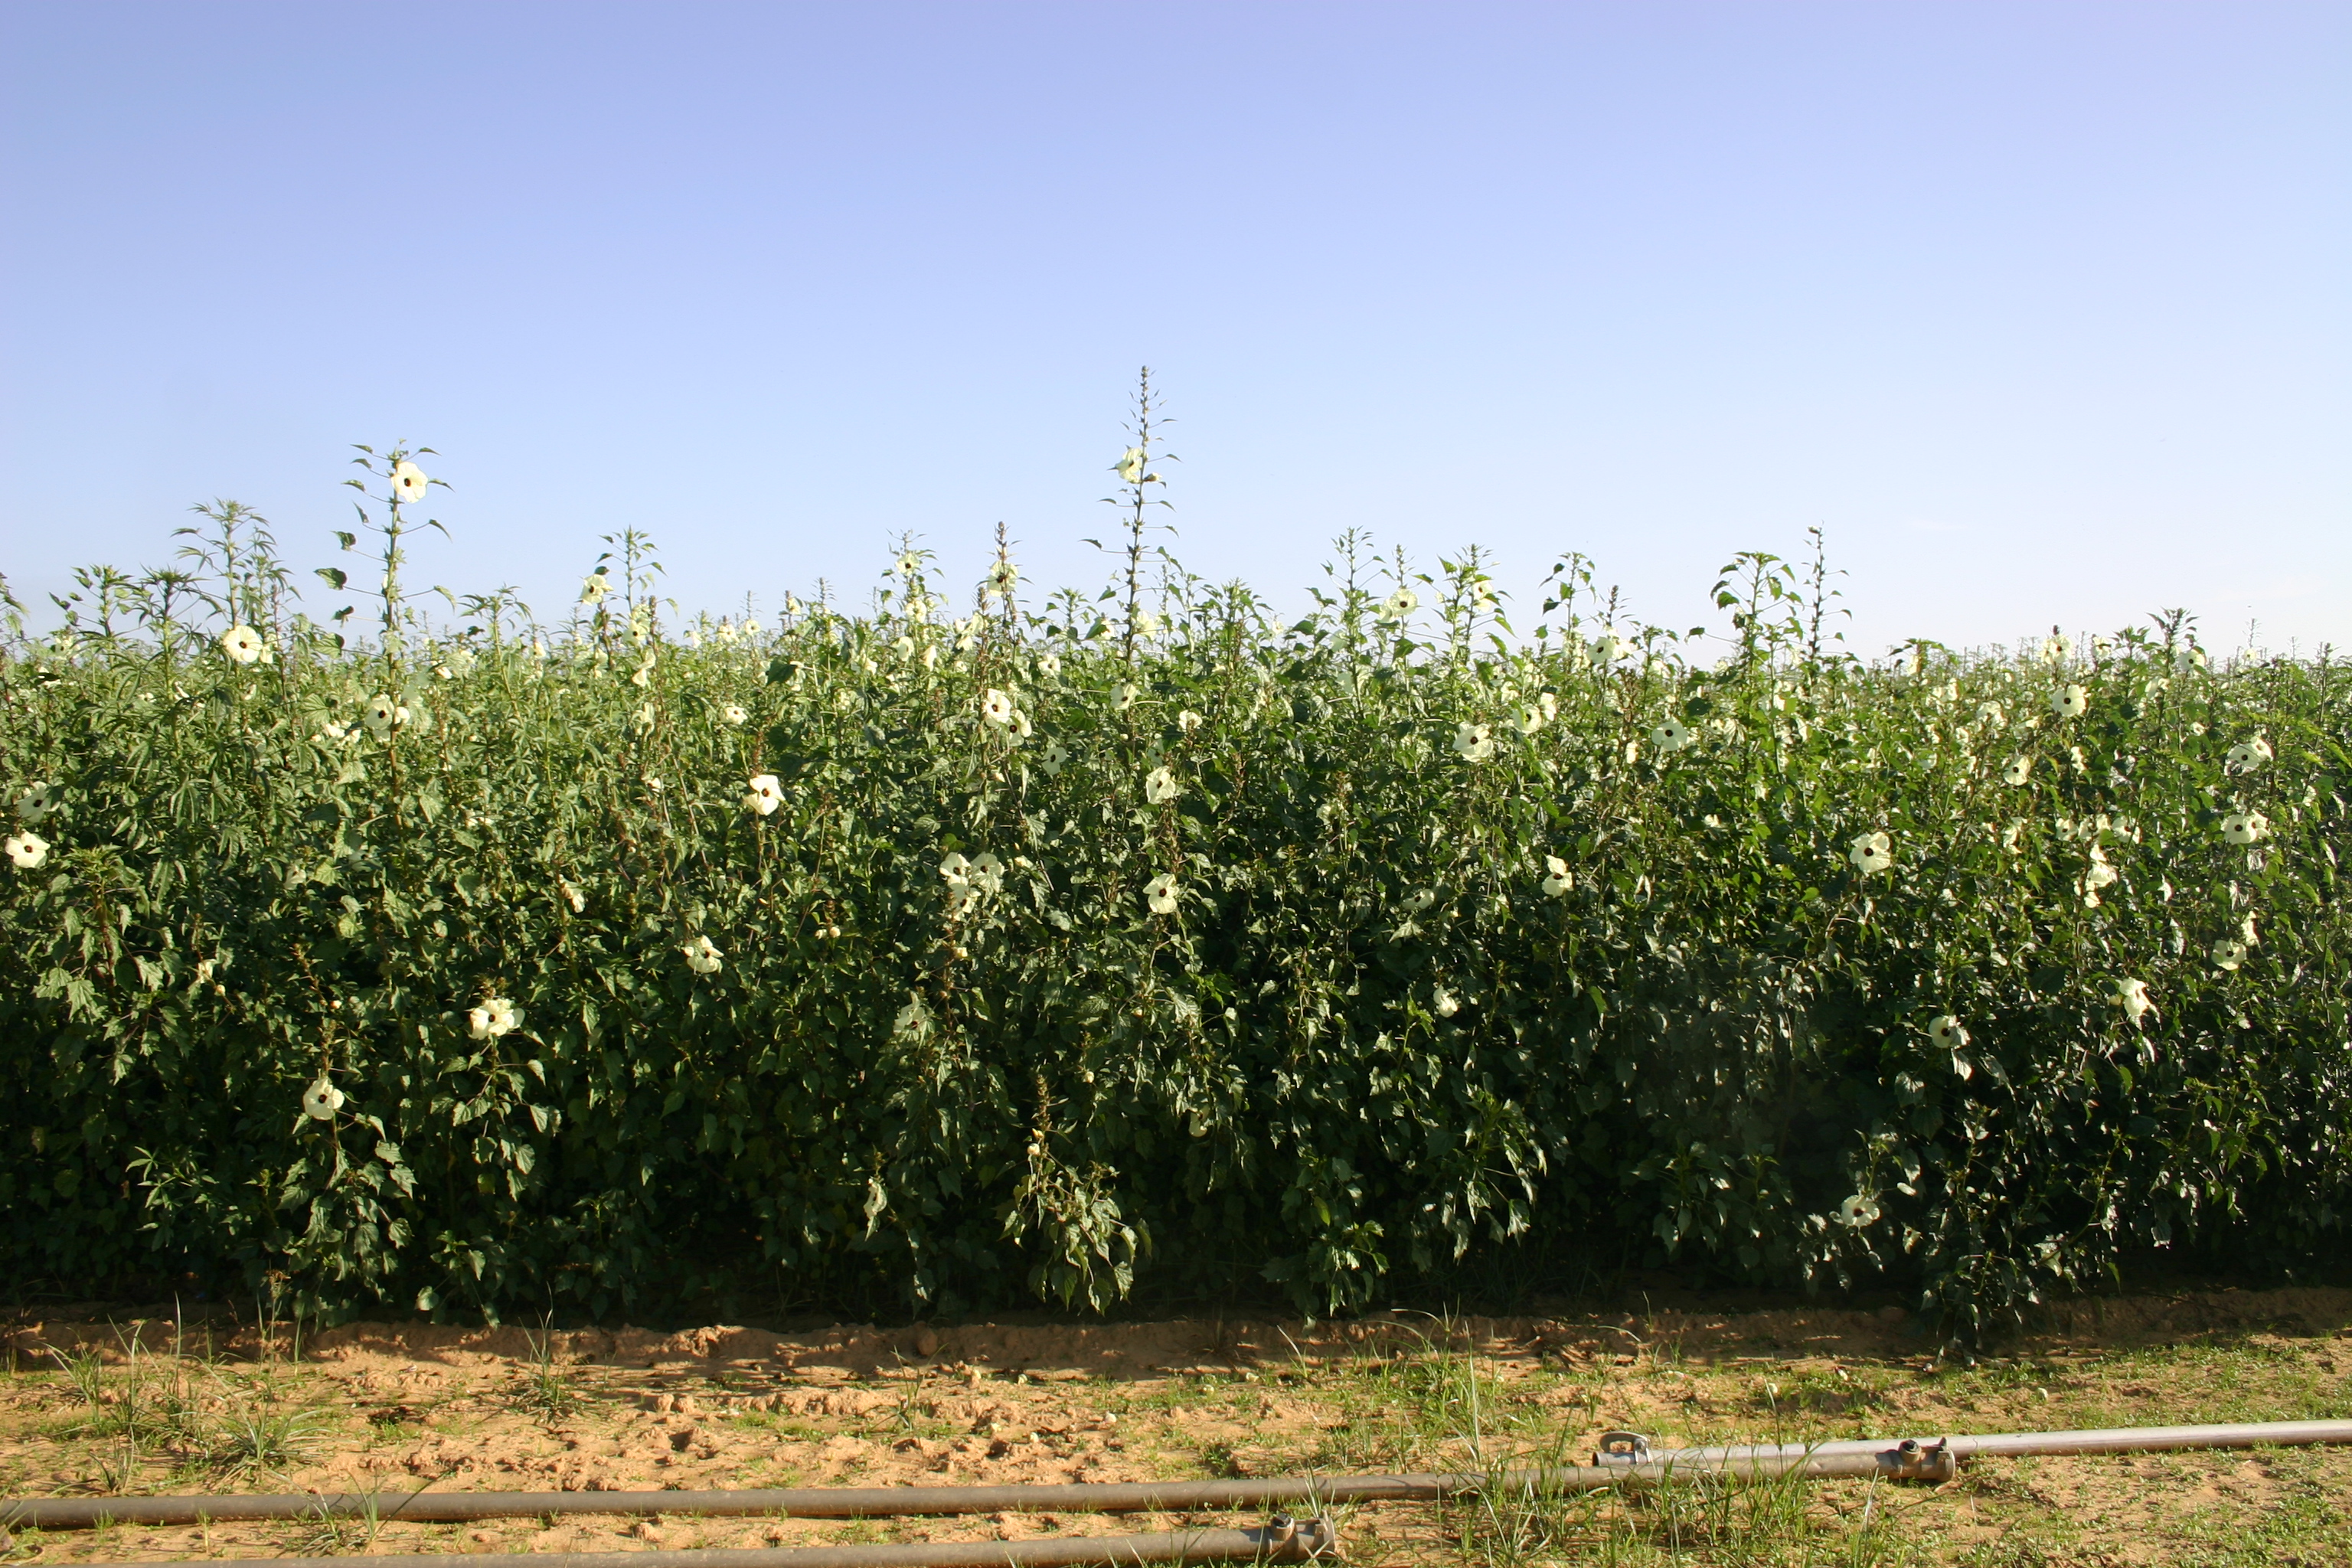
[2,443,2347,1336]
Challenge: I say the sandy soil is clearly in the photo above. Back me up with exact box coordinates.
[3,1287,2347,1564]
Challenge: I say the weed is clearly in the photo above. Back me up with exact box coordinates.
[511,1323,582,1423]
[295,1493,386,1558]
[204,1396,328,1479]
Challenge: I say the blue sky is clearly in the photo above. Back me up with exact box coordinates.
[3,2,2345,657]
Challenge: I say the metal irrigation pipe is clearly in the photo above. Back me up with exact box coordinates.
[0,1455,1908,1530]
[1583,1418,2352,1468]
[8,1419,2348,1536]
[54,1517,1339,1568]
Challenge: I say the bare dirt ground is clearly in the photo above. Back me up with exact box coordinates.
[3,1287,2347,1566]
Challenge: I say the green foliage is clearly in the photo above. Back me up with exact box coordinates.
[2,427,2349,1339]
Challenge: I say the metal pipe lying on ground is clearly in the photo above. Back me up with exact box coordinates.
[0,1453,1920,1530]
[8,1419,2348,1534]
[56,1517,1339,1568]
[1586,1418,2352,1468]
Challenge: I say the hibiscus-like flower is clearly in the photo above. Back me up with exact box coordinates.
[468,997,522,1040]
[2226,737,2272,771]
[1849,831,1893,875]
[1838,1194,1882,1228]
[2002,755,2032,786]
[1540,855,1573,897]
[724,704,749,727]
[5,831,49,871]
[682,935,724,975]
[1927,1015,1969,1049]
[981,689,1017,727]
[390,459,430,505]
[580,569,611,604]
[1453,721,1494,763]
[2220,811,2269,845]
[2112,976,2154,1024]
[1380,587,1418,618]
[1651,718,1693,753]
[1592,629,1638,664]
[744,774,784,816]
[15,781,56,823]
[220,626,265,665]
[2050,684,2088,719]
[2210,939,2246,972]
[1143,872,1178,915]
[1144,766,1181,805]
[301,1075,345,1121]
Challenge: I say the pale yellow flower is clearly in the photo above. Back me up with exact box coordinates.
[390,459,429,505]
[468,998,522,1040]
[744,774,784,816]
[301,1075,345,1121]
[1849,831,1893,875]
[1144,766,1181,805]
[1540,855,1573,897]
[1143,871,1178,915]
[220,626,264,665]
[682,935,724,975]
[5,831,49,871]
[2226,737,2272,771]
[2220,811,2269,845]
[1838,1194,1881,1228]
[15,782,57,823]
[2050,684,2088,720]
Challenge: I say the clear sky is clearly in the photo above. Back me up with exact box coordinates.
[3,2,2346,658]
